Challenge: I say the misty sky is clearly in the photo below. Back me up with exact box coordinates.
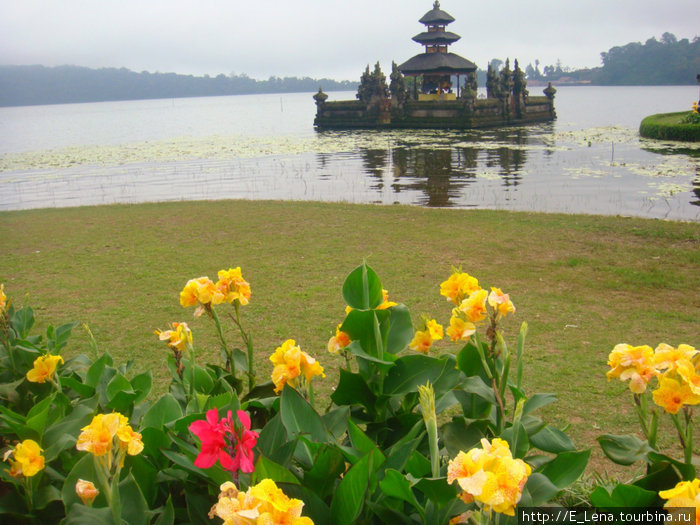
[1,0,697,81]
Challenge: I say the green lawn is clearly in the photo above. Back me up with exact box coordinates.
[2,200,699,472]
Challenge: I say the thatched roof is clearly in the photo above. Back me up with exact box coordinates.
[398,52,477,75]
[412,30,461,45]
[419,1,455,25]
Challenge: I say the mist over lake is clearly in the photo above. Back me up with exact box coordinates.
[0,86,698,221]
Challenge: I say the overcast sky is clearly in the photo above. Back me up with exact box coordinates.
[1,0,697,81]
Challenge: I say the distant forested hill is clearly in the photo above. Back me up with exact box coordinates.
[0,65,358,107]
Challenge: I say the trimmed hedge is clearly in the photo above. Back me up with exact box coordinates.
[639,111,700,141]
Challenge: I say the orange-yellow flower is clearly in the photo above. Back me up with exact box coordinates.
[328,324,351,354]
[76,413,143,465]
[659,479,700,525]
[410,330,433,354]
[447,438,530,516]
[677,358,700,396]
[270,339,324,394]
[216,267,251,306]
[652,376,700,414]
[606,344,656,394]
[26,353,64,383]
[488,287,515,319]
[180,276,224,312]
[377,289,397,310]
[209,479,314,525]
[4,439,45,477]
[155,322,192,352]
[446,315,476,343]
[654,343,697,373]
[440,271,481,305]
[75,479,99,506]
[458,289,488,324]
[427,319,444,340]
[0,283,6,311]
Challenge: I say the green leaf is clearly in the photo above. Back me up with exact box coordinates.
[379,469,423,519]
[85,353,113,388]
[460,375,497,404]
[331,369,376,410]
[331,449,383,525]
[11,306,35,338]
[153,496,175,525]
[442,417,489,458]
[502,421,530,459]
[253,455,300,485]
[141,393,183,429]
[520,472,561,507]
[385,304,414,355]
[47,321,78,352]
[342,262,383,310]
[26,394,53,435]
[522,393,558,415]
[323,406,350,440]
[303,445,347,499]
[119,472,150,525]
[384,354,460,396]
[130,371,152,404]
[348,420,376,455]
[538,450,591,489]
[590,483,658,509]
[60,375,96,398]
[456,340,491,381]
[62,504,114,525]
[597,434,653,465]
[414,476,459,507]
[530,424,576,453]
[62,454,106,513]
[280,386,330,443]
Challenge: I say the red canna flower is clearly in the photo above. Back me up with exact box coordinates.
[189,408,259,474]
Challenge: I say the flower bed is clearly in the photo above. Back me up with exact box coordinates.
[0,267,697,524]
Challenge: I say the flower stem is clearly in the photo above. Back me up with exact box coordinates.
[211,307,235,377]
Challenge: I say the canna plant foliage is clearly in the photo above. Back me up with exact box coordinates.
[0,264,694,525]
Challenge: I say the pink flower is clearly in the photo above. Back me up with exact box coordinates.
[189,408,259,474]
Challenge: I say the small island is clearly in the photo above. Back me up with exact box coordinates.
[639,82,700,142]
[314,1,556,130]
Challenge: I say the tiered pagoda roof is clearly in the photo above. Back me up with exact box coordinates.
[399,1,476,76]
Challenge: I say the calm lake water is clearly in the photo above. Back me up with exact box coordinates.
[0,86,698,221]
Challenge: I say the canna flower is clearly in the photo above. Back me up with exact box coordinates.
[440,271,481,305]
[26,353,64,384]
[328,324,351,354]
[0,283,6,311]
[209,479,314,525]
[377,289,397,310]
[215,267,251,306]
[446,314,476,343]
[677,357,700,396]
[427,318,444,340]
[76,413,143,467]
[659,479,700,525]
[606,344,656,394]
[270,339,324,394]
[75,479,99,506]
[180,276,225,316]
[447,438,531,517]
[653,343,697,373]
[155,322,192,352]
[189,408,259,474]
[409,330,433,354]
[458,289,489,324]
[652,375,700,414]
[3,439,45,478]
[488,287,515,319]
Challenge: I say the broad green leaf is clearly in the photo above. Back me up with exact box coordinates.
[342,262,383,310]
[348,419,376,455]
[530,424,576,453]
[153,496,175,525]
[141,393,183,429]
[85,353,113,388]
[253,455,300,485]
[26,395,53,435]
[456,341,491,381]
[414,476,459,507]
[60,375,96,398]
[119,472,150,525]
[61,454,106,513]
[502,422,530,459]
[323,406,350,440]
[303,445,347,499]
[385,304,414,355]
[331,449,383,525]
[460,375,497,404]
[62,504,114,525]
[43,402,95,453]
[520,472,561,507]
[280,386,330,443]
[538,450,591,489]
[130,371,152,404]
[331,369,377,410]
[522,393,558,415]
[379,469,423,518]
[11,306,35,338]
[442,417,489,458]
[33,484,62,511]
[590,483,658,509]
[452,390,492,420]
[597,434,653,465]
[384,354,460,396]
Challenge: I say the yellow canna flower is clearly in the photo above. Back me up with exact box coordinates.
[4,439,45,477]
[653,343,697,373]
[606,344,656,394]
[458,289,489,324]
[377,289,397,310]
[215,267,252,306]
[155,322,192,352]
[328,324,351,354]
[26,353,64,384]
[270,339,324,394]
[447,438,530,517]
[76,412,143,466]
[446,315,476,343]
[426,319,444,340]
[652,375,700,414]
[0,283,6,311]
[677,358,700,396]
[179,276,224,311]
[659,479,700,525]
[75,479,99,506]
[409,330,433,354]
[440,271,481,305]
[488,287,516,319]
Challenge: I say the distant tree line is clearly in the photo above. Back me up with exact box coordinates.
[0,65,358,107]
[519,33,699,85]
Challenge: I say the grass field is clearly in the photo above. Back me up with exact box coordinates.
[1,199,699,473]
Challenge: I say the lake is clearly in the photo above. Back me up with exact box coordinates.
[0,86,698,221]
